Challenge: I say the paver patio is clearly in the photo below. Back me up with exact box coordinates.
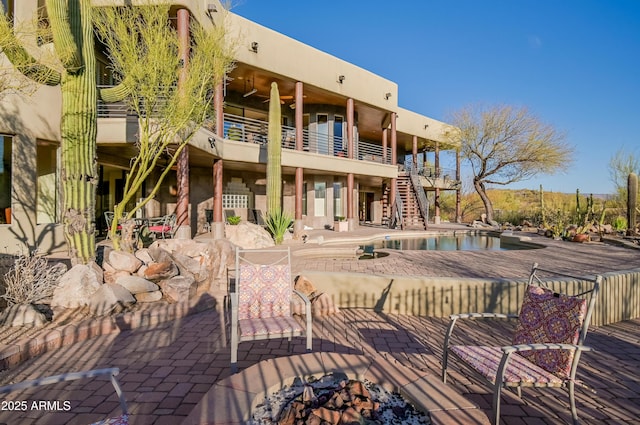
[1,225,639,424]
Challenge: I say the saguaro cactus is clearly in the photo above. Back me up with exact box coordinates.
[1,0,98,264]
[628,173,638,235]
[266,82,282,214]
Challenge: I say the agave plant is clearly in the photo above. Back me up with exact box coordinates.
[264,210,293,245]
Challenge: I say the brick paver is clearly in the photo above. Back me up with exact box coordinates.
[1,225,639,424]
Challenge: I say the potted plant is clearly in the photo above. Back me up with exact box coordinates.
[334,216,348,232]
[227,215,241,225]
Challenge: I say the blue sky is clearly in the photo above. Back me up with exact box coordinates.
[232,0,640,195]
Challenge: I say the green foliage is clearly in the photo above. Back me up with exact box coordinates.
[264,210,292,245]
[446,104,573,222]
[93,2,235,249]
[227,215,241,225]
[612,216,627,231]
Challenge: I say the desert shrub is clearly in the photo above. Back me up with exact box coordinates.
[264,210,293,244]
[1,252,66,306]
[612,216,627,231]
[227,215,241,225]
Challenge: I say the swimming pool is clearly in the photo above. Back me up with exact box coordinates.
[360,234,539,253]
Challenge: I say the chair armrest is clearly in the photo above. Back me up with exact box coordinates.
[292,290,311,305]
[0,368,128,416]
[494,344,593,385]
[450,312,518,320]
[292,290,312,318]
[444,313,519,357]
[502,343,593,354]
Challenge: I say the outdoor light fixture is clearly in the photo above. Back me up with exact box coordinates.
[208,137,216,149]
[251,41,259,53]
[207,3,218,13]
[337,75,345,83]
[384,92,392,100]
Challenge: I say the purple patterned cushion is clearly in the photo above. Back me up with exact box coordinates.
[238,264,291,320]
[512,285,587,378]
[450,345,564,385]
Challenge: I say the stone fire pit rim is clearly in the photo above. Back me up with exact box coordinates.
[181,352,489,425]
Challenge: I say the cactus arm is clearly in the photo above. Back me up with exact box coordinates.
[0,6,61,85]
[46,0,82,72]
[98,79,132,102]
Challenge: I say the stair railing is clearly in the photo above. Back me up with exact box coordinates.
[390,182,404,230]
[409,166,430,228]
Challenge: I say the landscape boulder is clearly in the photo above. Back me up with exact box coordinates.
[134,290,163,303]
[225,222,275,249]
[88,283,136,316]
[108,250,142,273]
[51,264,102,309]
[0,304,48,327]
[116,275,159,294]
[161,275,196,303]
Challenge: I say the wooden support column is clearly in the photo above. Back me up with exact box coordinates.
[175,8,191,238]
[346,98,355,229]
[456,148,462,223]
[412,135,418,170]
[434,140,441,224]
[293,82,305,238]
[390,113,397,225]
[212,81,225,238]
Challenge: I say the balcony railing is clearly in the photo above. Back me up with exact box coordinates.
[223,113,391,164]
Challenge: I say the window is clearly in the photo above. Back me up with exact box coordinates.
[314,182,325,217]
[316,114,329,154]
[302,182,307,216]
[0,135,12,224]
[1,0,14,20]
[333,116,344,156]
[333,182,342,218]
[37,142,59,224]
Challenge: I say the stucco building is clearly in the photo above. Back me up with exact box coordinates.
[0,0,461,256]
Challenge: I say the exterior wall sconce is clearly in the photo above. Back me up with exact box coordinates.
[208,137,216,149]
[424,124,429,129]
[337,75,345,84]
[207,4,218,13]
[251,41,259,53]
[384,92,392,100]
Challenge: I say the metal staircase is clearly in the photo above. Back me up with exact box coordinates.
[395,173,427,230]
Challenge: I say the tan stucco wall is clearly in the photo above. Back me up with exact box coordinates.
[299,268,640,327]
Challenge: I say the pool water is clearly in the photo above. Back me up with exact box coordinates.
[360,234,537,253]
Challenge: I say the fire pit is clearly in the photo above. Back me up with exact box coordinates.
[182,353,490,425]
[251,373,430,424]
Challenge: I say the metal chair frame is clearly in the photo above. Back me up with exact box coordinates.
[442,263,601,425]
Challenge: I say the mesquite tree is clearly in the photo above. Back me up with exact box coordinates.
[93,3,235,251]
[447,104,574,222]
[0,0,100,264]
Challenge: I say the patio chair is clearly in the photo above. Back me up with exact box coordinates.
[0,368,128,425]
[147,213,177,239]
[442,263,601,425]
[104,211,120,239]
[230,247,312,373]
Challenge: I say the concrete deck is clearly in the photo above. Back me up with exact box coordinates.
[1,225,640,424]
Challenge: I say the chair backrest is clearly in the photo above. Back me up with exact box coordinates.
[512,263,601,378]
[235,248,292,320]
[105,211,114,228]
